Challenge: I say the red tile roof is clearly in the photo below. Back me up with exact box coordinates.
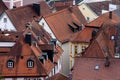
[70,27,96,43]
[72,8,120,80]
[6,1,51,31]
[73,57,120,80]
[84,19,119,58]
[45,6,87,43]
[53,1,73,11]
[0,21,63,78]
[86,12,120,28]
[0,1,8,15]
[46,73,69,80]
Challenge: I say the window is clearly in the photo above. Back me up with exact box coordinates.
[27,59,34,68]
[74,45,78,55]
[7,60,14,68]
[3,18,7,23]
[42,23,44,26]
[87,17,90,21]
[82,46,86,52]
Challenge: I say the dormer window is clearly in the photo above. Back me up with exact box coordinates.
[7,59,14,68]
[27,59,34,68]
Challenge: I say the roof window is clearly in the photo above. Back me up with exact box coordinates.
[111,35,115,40]
[94,65,100,70]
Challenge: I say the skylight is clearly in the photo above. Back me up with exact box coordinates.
[94,65,100,70]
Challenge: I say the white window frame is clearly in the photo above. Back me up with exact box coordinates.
[27,60,34,68]
[7,61,14,68]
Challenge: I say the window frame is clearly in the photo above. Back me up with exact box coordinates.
[27,59,34,68]
[3,18,7,23]
[7,60,14,68]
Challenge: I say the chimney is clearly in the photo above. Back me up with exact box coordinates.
[109,11,112,19]
[25,33,32,46]
[33,3,40,16]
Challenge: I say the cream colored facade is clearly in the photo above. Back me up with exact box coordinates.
[69,42,89,69]
[78,3,98,22]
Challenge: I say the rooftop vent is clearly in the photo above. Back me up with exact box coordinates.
[39,56,45,64]
[42,52,48,60]
[33,41,37,47]
[25,22,32,29]
[37,36,41,40]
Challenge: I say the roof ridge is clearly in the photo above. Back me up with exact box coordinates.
[44,8,70,18]
[6,4,32,12]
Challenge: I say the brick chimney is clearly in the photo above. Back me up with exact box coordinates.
[109,11,112,19]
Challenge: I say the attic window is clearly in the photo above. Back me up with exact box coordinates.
[94,65,100,70]
[87,17,90,21]
[27,59,34,68]
[42,23,44,26]
[3,18,7,23]
[7,59,14,68]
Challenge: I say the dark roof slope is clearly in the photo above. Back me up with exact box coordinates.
[0,1,8,15]
[86,12,120,28]
[45,6,87,43]
[87,1,110,16]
